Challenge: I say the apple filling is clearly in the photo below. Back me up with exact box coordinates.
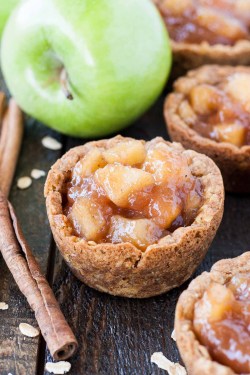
[155,0,250,46]
[64,139,202,250]
[193,275,250,374]
[176,70,250,147]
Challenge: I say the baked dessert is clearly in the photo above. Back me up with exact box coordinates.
[153,0,250,72]
[44,136,224,298]
[175,251,250,375]
[165,65,250,193]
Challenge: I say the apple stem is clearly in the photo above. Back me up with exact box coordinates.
[60,69,74,100]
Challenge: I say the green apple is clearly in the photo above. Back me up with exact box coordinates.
[1,0,171,137]
[0,0,19,38]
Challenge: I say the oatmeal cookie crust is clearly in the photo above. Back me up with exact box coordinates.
[171,40,250,76]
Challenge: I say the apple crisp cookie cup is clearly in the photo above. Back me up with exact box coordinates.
[175,251,250,375]
[165,65,250,193]
[45,136,224,298]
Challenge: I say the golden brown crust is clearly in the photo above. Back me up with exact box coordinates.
[171,40,250,77]
[175,251,250,375]
[44,135,224,298]
[164,65,250,193]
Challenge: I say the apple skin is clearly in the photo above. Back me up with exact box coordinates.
[0,0,19,38]
[1,0,171,137]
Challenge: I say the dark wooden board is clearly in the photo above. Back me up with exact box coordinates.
[0,85,249,375]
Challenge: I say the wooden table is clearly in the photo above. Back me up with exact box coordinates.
[0,85,249,375]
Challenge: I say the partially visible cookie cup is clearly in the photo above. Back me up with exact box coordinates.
[175,252,250,375]
[153,0,250,75]
[164,66,250,193]
[44,136,224,298]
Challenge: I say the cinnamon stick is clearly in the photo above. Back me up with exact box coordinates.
[0,99,24,197]
[0,192,78,360]
[0,97,78,360]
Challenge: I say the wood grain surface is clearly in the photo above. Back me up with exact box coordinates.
[0,87,249,375]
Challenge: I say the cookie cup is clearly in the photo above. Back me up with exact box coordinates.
[164,65,250,193]
[44,136,224,298]
[175,251,250,375]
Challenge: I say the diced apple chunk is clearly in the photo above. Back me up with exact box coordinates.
[225,73,250,111]
[196,7,247,41]
[144,148,173,183]
[94,164,154,208]
[189,84,220,115]
[213,123,246,147]
[108,215,163,250]
[143,146,190,185]
[72,148,106,179]
[207,283,235,322]
[148,192,182,228]
[178,100,197,125]
[70,196,106,241]
[103,140,146,165]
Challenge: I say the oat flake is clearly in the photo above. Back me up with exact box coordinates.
[0,302,8,310]
[19,323,40,338]
[42,136,62,151]
[31,169,46,179]
[171,329,176,341]
[151,352,187,375]
[45,361,71,374]
[17,176,32,190]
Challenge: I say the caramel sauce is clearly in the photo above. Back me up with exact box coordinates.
[159,0,250,46]
[65,174,201,250]
[63,141,202,250]
[194,275,250,374]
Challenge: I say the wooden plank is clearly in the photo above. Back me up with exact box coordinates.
[0,111,63,375]
[43,97,250,374]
